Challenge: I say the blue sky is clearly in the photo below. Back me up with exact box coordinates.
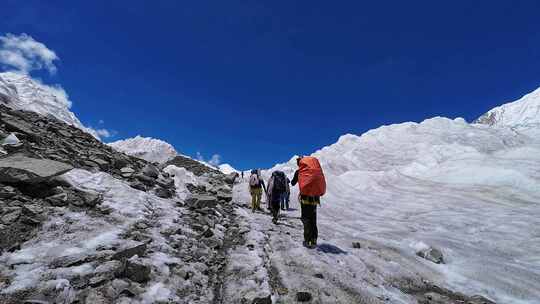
[1,1,539,170]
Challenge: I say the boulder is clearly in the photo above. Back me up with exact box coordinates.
[417,247,445,264]
[22,204,44,217]
[216,191,232,203]
[185,195,218,209]
[90,260,124,287]
[135,174,156,186]
[142,164,159,179]
[224,172,238,185]
[0,154,73,184]
[89,157,109,170]
[112,242,147,260]
[296,291,312,302]
[129,180,147,191]
[81,191,102,207]
[1,208,21,224]
[251,295,272,304]
[120,167,135,178]
[352,242,361,249]
[0,185,17,199]
[155,187,173,199]
[124,257,151,283]
[46,193,69,207]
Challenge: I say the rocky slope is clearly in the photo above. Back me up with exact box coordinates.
[0,105,243,304]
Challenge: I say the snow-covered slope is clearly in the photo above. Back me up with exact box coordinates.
[108,135,178,163]
[476,86,540,133]
[0,71,85,130]
[218,164,237,174]
[234,110,540,302]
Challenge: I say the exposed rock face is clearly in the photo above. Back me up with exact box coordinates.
[417,247,445,264]
[164,155,222,176]
[0,154,73,184]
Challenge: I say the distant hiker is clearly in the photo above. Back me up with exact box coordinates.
[267,170,288,224]
[249,169,265,212]
[241,171,244,180]
[280,176,290,210]
[291,156,326,249]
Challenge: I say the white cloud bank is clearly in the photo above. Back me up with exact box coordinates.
[0,33,59,74]
[196,152,222,166]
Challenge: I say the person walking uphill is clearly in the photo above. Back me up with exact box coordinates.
[267,171,288,224]
[249,169,266,212]
[291,156,326,249]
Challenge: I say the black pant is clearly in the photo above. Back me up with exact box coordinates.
[270,197,280,221]
[301,204,318,243]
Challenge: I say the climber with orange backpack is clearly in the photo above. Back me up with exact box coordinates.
[290,156,326,249]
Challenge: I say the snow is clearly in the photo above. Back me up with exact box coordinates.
[232,115,540,303]
[0,71,101,138]
[109,135,178,163]
[476,86,540,136]
[1,133,20,145]
[218,163,238,174]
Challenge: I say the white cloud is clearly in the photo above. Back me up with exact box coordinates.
[86,127,117,139]
[196,152,222,166]
[0,33,59,74]
[208,154,221,166]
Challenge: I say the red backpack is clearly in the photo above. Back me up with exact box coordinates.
[298,157,326,196]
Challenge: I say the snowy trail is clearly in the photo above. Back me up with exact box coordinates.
[229,173,540,304]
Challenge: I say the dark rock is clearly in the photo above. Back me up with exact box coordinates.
[97,204,113,215]
[112,242,147,260]
[56,129,72,138]
[296,291,312,302]
[134,174,156,186]
[50,253,90,268]
[1,208,21,224]
[224,172,238,185]
[251,295,272,304]
[112,156,130,170]
[142,164,159,179]
[120,166,135,177]
[90,260,124,287]
[89,157,109,170]
[156,176,174,189]
[417,247,445,264]
[186,195,218,209]
[314,273,324,279]
[46,193,69,206]
[216,191,232,203]
[0,185,17,199]
[124,258,151,283]
[202,228,214,238]
[81,191,102,207]
[352,242,361,249]
[0,154,73,184]
[155,187,173,199]
[129,180,147,191]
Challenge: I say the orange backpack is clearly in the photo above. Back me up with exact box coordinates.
[298,156,326,196]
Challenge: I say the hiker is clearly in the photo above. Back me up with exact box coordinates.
[249,169,265,212]
[241,171,244,180]
[267,170,288,224]
[291,156,326,249]
[280,176,290,210]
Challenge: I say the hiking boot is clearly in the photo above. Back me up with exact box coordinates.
[272,218,278,225]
